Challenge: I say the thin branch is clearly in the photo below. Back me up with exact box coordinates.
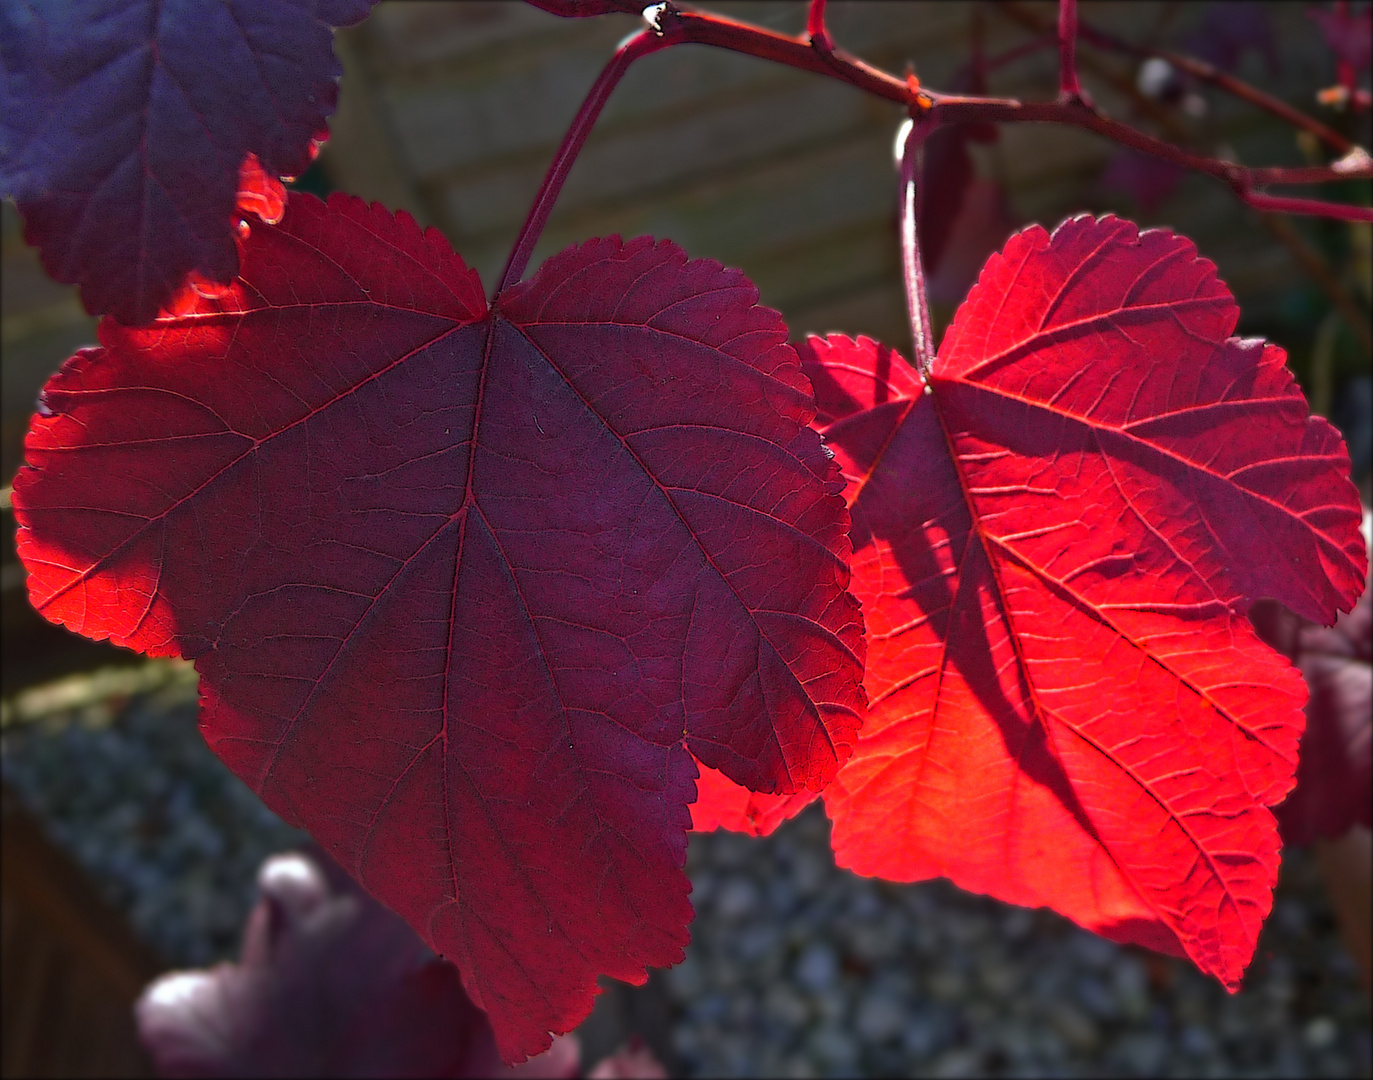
[657,4,1373,222]
[807,0,832,50]
[498,27,675,292]
[1249,152,1373,186]
[1057,0,1087,104]
[1073,19,1357,155]
[1246,189,1373,219]
[898,116,938,374]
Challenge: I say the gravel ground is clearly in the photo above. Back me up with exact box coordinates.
[1,660,304,967]
[3,659,1370,1078]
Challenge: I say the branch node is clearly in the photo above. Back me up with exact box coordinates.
[641,2,672,36]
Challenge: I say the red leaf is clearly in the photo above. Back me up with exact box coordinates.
[14,192,865,1062]
[689,758,816,837]
[0,0,375,325]
[808,216,1366,989]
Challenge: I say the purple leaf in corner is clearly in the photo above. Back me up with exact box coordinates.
[134,849,579,1079]
[0,0,376,324]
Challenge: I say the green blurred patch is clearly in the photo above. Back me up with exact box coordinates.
[1,658,198,731]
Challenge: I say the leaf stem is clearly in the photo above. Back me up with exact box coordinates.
[497,25,674,294]
[806,0,833,51]
[898,116,937,377]
[1056,0,1087,105]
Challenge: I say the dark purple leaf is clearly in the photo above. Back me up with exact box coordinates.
[0,0,375,324]
[135,849,579,1078]
[1254,511,1372,845]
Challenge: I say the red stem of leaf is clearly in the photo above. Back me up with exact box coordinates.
[807,0,832,50]
[1057,0,1084,102]
[498,26,674,294]
[898,117,937,375]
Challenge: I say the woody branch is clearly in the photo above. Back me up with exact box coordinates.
[526,0,1373,224]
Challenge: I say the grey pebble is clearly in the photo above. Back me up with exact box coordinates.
[854,989,906,1042]
[672,801,1372,1077]
[795,942,839,992]
[715,877,760,921]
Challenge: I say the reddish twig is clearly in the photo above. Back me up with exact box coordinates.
[497,26,676,291]
[806,0,833,51]
[1057,0,1088,105]
[665,5,1373,220]
[1073,19,1357,155]
[508,0,1373,264]
[1249,151,1373,186]
[897,115,938,374]
[1245,189,1373,218]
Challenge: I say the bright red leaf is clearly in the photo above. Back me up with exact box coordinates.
[804,216,1365,989]
[689,758,816,837]
[14,192,865,1062]
[0,0,374,325]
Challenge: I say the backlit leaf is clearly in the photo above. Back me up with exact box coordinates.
[689,758,816,837]
[14,192,865,1061]
[815,216,1365,989]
